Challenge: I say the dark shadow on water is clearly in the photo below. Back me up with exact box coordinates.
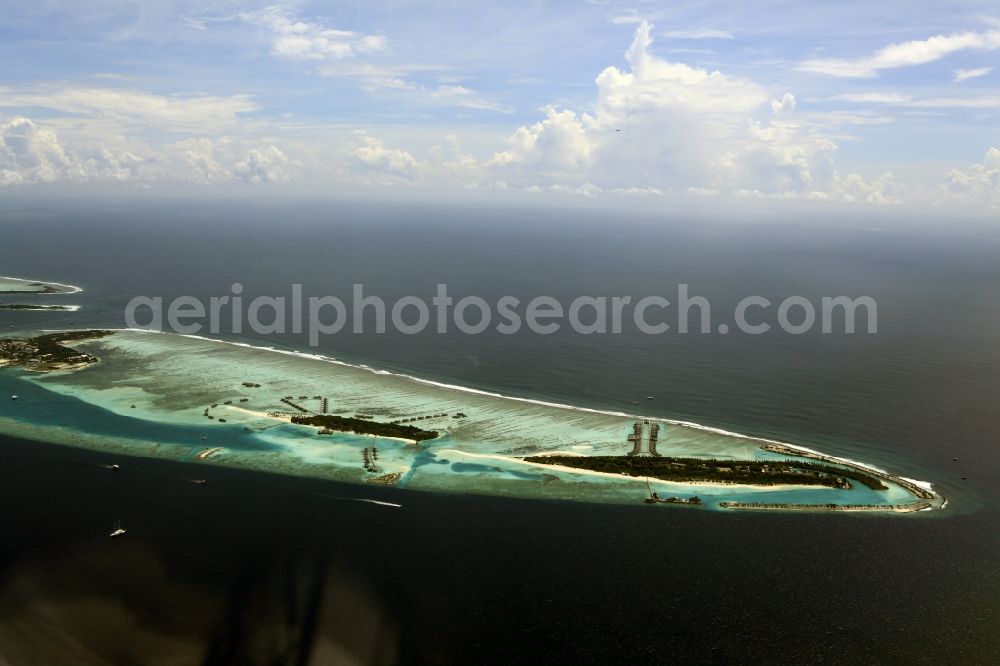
[1,434,999,664]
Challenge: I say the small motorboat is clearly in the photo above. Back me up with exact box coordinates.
[110,464,120,472]
[10,395,17,401]
[109,520,126,538]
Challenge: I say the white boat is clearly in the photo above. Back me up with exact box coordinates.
[10,395,17,400]
[109,521,126,538]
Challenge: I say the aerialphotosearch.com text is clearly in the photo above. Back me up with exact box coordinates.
[125,283,878,345]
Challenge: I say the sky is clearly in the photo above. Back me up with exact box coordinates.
[0,0,998,209]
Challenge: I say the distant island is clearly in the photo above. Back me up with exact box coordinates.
[0,304,79,312]
[0,276,82,314]
[0,276,82,295]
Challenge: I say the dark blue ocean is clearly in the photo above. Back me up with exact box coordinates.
[1,196,998,664]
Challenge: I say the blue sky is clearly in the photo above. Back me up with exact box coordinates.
[1,1,998,208]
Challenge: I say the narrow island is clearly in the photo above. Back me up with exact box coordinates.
[0,329,946,513]
[0,276,82,295]
[0,304,79,312]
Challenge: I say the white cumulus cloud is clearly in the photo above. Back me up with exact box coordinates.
[941,147,1000,208]
[488,108,593,173]
[168,137,297,184]
[0,117,78,185]
[0,116,154,185]
[832,171,904,204]
[771,92,796,116]
[350,130,424,180]
[486,22,839,198]
[595,22,766,116]
[0,115,297,187]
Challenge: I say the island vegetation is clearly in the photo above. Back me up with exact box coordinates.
[523,455,889,490]
[290,414,440,441]
[0,330,114,371]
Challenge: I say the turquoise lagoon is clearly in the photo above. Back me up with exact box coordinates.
[0,330,940,511]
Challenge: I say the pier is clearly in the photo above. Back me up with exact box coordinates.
[719,501,932,513]
[626,420,662,457]
[280,397,318,415]
[627,421,643,455]
[362,446,379,473]
[391,412,449,424]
